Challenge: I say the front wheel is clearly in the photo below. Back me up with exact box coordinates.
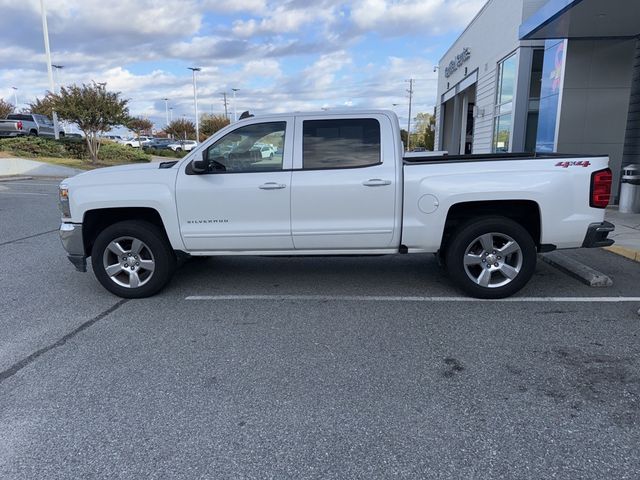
[444,216,537,299]
[91,220,176,298]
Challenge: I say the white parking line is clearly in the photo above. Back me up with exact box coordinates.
[8,183,60,186]
[0,191,51,196]
[186,295,640,303]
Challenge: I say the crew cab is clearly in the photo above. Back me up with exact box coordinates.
[58,110,614,299]
[0,113,63,138]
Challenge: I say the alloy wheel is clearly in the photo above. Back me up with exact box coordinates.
[462,232,523,288]
[102,236,155,288]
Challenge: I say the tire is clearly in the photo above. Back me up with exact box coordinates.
[91,220,176,298]
[176,147,182,152]
[58,132,65,138]
[29,130,38,136]
[444,216,536,299]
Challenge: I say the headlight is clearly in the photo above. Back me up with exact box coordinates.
[59,184,71,218]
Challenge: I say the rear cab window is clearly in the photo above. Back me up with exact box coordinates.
[302,118,381,170]
[7,114,33,122]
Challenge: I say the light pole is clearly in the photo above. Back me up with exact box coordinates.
[11,87,18,108]
[40,0,60,139]
[169,107,173,122]
[232,88,239,122]
[52,64,64,93]
[222,92,228,119]
[163,98,169,127]
[188,67,201,141]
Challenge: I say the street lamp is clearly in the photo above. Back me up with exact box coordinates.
[163,98,169,127]
[169,107,173,122]
[11,87,18,107]
[39,0,60,139]
[188,67,201,141]
[52,64,64,93]
[231,88,239,122]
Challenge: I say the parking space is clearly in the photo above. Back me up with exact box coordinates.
[1,178,639,478]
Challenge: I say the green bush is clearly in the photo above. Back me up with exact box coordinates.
[0,135,150,164]
[59,137,89,159]
[99,142,150,163]
[144,148,187,158]
[0,136,67,158]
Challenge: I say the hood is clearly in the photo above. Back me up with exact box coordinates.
[61,160,181,186]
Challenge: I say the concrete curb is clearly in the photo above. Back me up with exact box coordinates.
[0,176,34,182]
[541,252,613,287]
[604,245,640,263]
[0,158,84,177]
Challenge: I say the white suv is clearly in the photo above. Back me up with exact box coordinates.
[168,140,198,152]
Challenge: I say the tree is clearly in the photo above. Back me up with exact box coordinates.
[51,82,129,164]
[28,94,57,117]
[0,98,14,118]
[414,112,436,150]
[400,129,408,148]
[166,118,196,141]
[127,116,153,144]
[200,114,230,141]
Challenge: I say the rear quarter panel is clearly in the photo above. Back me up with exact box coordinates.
[402,156,610,252]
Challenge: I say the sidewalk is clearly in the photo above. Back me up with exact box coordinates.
[605,207,640,262]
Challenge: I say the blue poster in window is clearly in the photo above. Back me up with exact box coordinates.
[536,40,565,152]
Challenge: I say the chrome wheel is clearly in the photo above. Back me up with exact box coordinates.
[102,236,155,288]
[463,232,523,288]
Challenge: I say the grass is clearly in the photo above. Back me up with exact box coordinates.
[0,152,128,170]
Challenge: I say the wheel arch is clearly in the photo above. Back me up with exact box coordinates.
[82,207,171,257]
[440,200,542,252]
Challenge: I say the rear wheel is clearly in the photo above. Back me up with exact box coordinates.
[91,220,176,298]
[444,216,536,299]
[29,130,38,136]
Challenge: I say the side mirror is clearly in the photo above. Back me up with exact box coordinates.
[191,151,208,173]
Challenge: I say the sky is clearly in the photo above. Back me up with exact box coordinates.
[0,0,486,134]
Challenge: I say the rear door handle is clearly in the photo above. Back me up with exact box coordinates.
[363,179,392,187]
[259,182,286,190]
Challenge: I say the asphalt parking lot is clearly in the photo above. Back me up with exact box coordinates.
[1,178,639,479]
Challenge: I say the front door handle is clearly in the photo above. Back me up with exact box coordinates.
[363,179,392,187]
[259,182,286,190]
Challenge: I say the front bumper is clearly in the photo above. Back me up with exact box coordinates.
[60,223,87,272]
[582,221,615,248]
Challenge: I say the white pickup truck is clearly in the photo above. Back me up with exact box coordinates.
[59,110,614,299]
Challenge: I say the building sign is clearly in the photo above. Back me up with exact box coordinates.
[445,48,471,78]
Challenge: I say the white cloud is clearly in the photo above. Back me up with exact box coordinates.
[351,0,486,35]
[0,0,475,131]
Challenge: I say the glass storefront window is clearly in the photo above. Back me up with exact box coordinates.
[493,53,516,152]
[493,114,512,152]
[497,54,516,106]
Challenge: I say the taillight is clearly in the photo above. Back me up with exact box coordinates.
[17,121,23,130]
[590,168,612,209]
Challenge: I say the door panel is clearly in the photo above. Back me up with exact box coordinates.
[176,119,294,251]
[291,115,397,250]
[176,171,293,251]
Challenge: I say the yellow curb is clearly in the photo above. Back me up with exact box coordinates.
[604,245,640,263]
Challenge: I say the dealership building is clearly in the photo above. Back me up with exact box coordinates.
[435,0,640,201]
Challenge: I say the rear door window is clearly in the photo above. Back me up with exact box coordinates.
[302,118,381,170]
